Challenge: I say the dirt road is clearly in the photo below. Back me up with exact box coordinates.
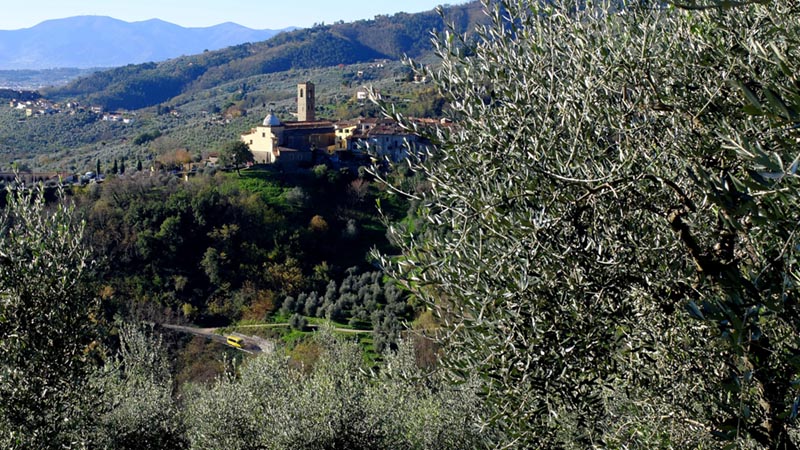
[161,324,274,354]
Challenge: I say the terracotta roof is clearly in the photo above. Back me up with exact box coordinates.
[282,120,334,129]
[364,123,413,136]
[335,120,359,128]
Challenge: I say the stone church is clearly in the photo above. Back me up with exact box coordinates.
[241,82,335,165]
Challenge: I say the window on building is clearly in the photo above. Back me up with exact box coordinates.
[300,89,304,98]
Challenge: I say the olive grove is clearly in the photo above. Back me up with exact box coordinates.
[378,0,800,447]
[184,331,486,450]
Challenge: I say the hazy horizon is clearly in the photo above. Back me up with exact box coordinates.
[0,0,453,31]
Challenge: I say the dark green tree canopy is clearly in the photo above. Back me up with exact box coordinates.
[219,140,254,175]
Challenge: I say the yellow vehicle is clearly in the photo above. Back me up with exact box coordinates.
[226,335,244,348]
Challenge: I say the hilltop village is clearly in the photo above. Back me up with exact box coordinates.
[8,98,136,123]
[1,80,446,185]
[0,81,450,184]
[240,81,442,166]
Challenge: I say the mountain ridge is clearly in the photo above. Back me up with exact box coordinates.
[0,16,293,70]
[44,2,485,111]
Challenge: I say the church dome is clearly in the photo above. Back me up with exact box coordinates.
[263,113,282,127]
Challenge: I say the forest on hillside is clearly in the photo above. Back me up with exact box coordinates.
[78,161,423,353]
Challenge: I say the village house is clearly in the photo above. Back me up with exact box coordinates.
[348,121,419,162]
[333,117,430,162]
[338,117,443,162]
[333,118,388,151]
[334,121,359,150]
[355,88,381,102]
[102,113,135,124]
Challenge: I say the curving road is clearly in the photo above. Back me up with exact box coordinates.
[161,324,274,354]
[161,322,371,354]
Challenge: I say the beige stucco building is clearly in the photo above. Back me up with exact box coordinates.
[241,113,284,163]
[241,82,334,165]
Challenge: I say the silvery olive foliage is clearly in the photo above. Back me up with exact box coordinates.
[184,331,486,450]
[376,0,800,448]
[0,183,100,449]
[364,338,489,449]
[88,323,187,449]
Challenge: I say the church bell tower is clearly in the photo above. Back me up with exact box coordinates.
[297,81,315,122]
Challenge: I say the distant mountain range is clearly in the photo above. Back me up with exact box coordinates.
[44,2,486,111]
[0,16,292,70]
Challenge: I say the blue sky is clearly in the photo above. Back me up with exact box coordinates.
[0,0,454,30]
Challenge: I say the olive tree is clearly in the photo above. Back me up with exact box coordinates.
[219,140,255,175]
[377,0,800,448]
[184,331,486,449]
[0,183,100,448]
[88,323,187,449]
